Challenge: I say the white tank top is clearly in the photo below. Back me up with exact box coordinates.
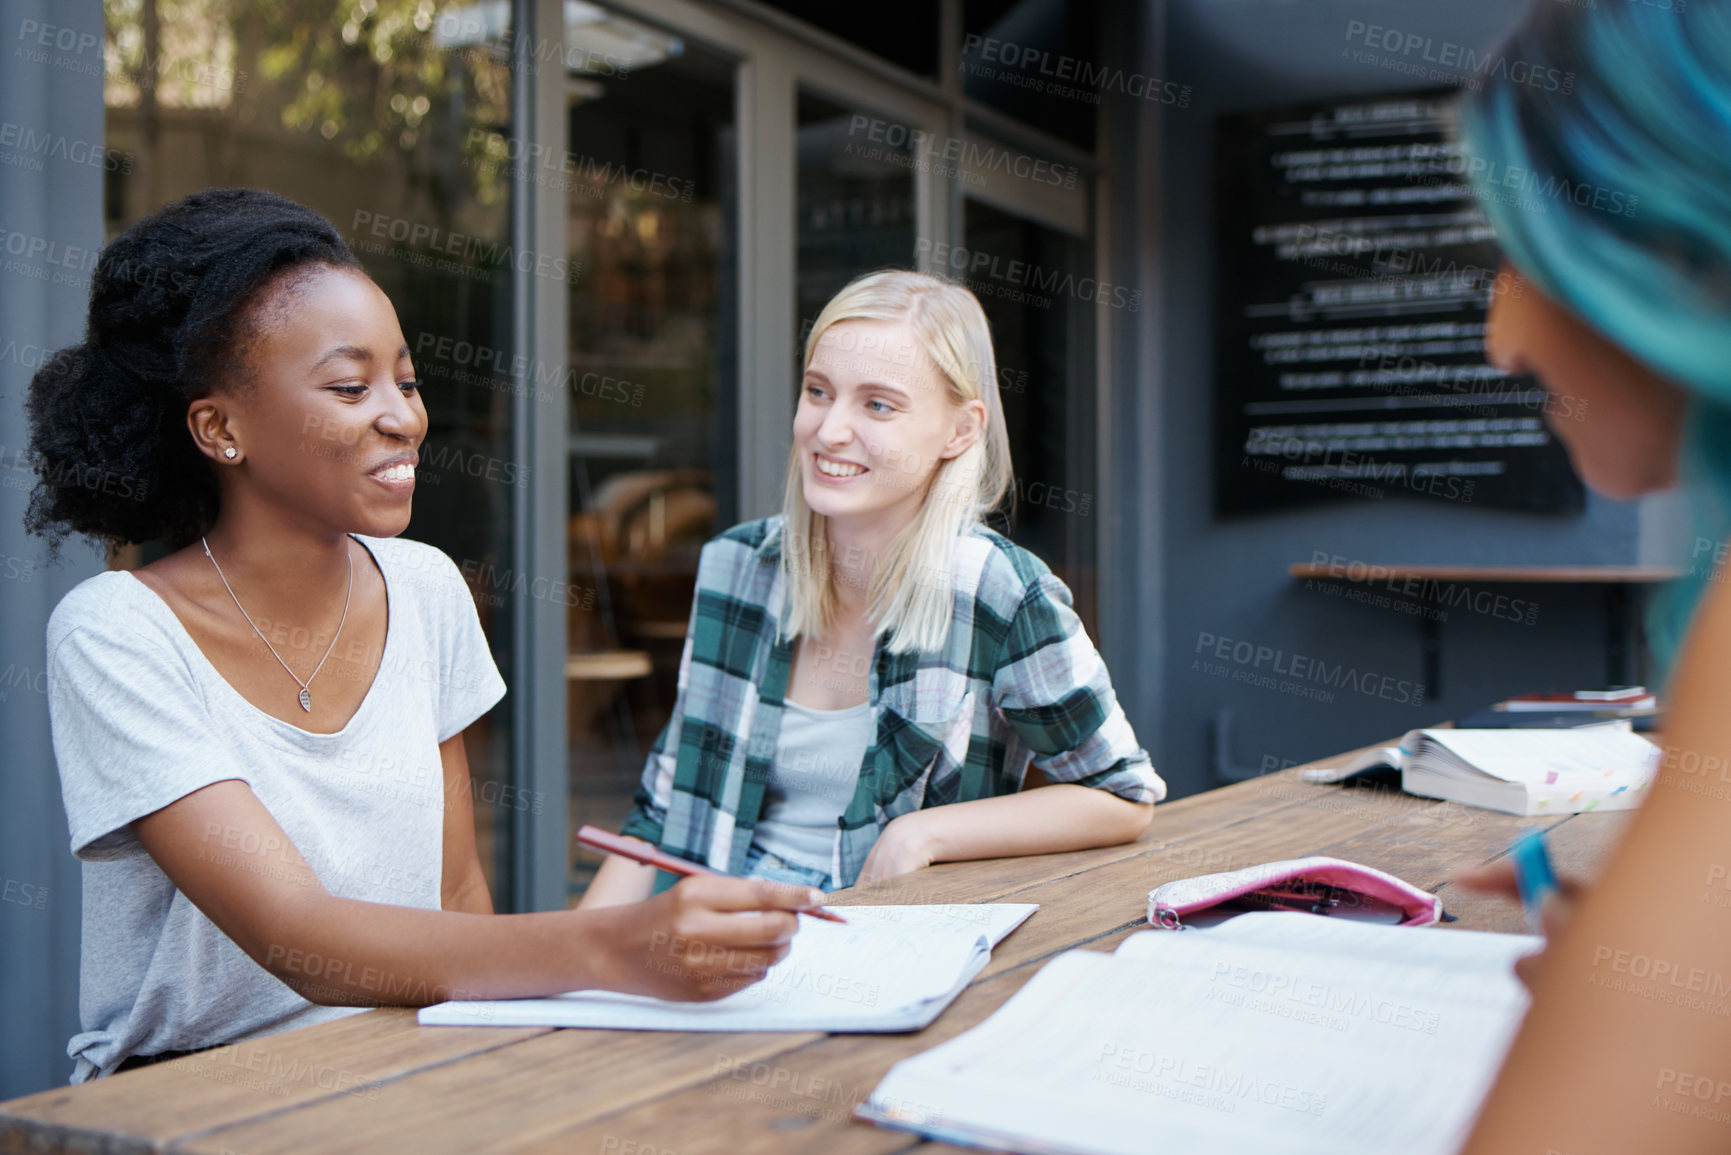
[753,697,874,874]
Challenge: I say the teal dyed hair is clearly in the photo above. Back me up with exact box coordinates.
[1459,0,1731,683]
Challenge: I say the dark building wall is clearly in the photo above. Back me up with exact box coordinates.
[1144,0,1663,798]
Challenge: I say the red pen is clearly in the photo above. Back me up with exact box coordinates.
[575,824,848,923]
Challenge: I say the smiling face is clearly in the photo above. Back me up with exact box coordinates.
[795,317,985,537]
[189,263,426,537]
[1485,263,1688,500]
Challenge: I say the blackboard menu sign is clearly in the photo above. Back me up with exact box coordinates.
[1213,92,1584,516]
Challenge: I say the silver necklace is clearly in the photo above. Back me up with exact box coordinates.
[202,535,353,713]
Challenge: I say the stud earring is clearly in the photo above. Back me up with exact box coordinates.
[224,447,238,459]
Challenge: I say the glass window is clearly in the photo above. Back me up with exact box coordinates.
[962,0,1098,150]
[761,2,939,78]
[104,0,519,899]
[795,89,916,358]
[561,37,738,901]
[964,197,1099,636]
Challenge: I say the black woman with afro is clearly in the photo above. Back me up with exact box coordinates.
[27,187,816,1080]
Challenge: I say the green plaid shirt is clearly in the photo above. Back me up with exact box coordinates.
[620,515,1163,888]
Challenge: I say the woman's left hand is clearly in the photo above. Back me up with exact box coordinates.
[856,813,938,885]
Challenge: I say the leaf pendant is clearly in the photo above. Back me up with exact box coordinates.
[299,687,312,712]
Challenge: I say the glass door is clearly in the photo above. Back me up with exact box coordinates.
[795,89,917,351]
[103,0,521,895]
[560,27,738,899]
[555,0,1091,897]
[963,194,1100,635]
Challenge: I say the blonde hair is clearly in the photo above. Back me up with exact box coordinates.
[779,269,1015,655]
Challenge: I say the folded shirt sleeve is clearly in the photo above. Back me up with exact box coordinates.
[48,613,251,861]
[620,716,675,846]
[430,549,508,743]
[990,571,1166,805]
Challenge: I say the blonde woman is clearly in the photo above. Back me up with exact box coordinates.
[582,270,1162,902]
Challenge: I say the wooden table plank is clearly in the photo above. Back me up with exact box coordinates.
[501,792,1571,1155]
[500,930,1149,1155]
[171,1030,827,1155]
[1428,808,1634,935]
[973,783,1439,979]
[0,1012,548,1155]
[3,769,1339,1155]
[2,739,1626,1155]
[1305,787,1573,886]
[510,789,1587,1155]
[832,744,1395,909]
[830,780,1291,907]
[164,780,1417,1155]
[167,899,1063,1155]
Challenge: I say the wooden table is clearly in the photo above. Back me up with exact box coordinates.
[0,744,1632,1155]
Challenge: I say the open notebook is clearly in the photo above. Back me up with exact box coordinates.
[859,912,1540,1155]
[1299,726,1659,815]
[418,904,1036,1032]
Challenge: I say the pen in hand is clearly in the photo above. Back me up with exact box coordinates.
[575,825,848,923]
[1509,831,1559,934]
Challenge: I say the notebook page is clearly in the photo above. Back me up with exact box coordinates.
[866,924,1532,1155]
[851,902,1037,948]
[418,904,1035,1030]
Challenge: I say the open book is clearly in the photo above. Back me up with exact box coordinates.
[417,904,1036,1032]
[859,912,1541,1155]
[1298,726,1659,815]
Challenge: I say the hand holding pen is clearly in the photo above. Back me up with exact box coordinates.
[569,826,846,1003]
[1457,830,1585,991]
[577,825,848,923]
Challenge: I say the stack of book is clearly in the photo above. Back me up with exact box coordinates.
[1298,726,1660,815]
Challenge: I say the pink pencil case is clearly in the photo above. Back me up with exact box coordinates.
[1146,855,1443,930]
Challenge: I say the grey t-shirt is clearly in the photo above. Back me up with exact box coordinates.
[753,698,873,876]
[46,534,506,1081]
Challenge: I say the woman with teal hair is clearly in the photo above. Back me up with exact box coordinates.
[1449,0,1731,1150]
